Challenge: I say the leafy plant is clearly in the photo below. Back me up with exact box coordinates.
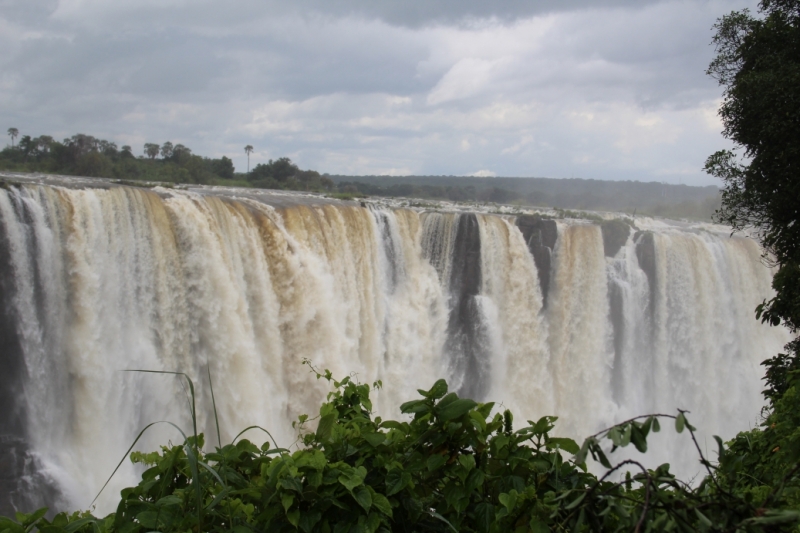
[3,361,799,532]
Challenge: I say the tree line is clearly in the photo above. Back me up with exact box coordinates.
[2,129,717,219]
[0,131,334,192]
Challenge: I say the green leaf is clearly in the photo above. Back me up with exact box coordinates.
[281,492,295,512]
[499,490,518,512]
[0,518,25,533]
[20,508,47,529]
[607,427,622,447]
[316,413,336,442]
[379,420,407,431]
[400,399,430,414]
[574,438,592,465]
[530,518,551,533]
[474,502,495,533]
[371,493,393,518]
[564,493,586,510]
[694,508,712,528]
[747,510,800,525]
[353,485,372,513]
[436,392,459,410]
[280,476,304,492]
[641,417,653,436]
[438,398,478,422]
[477,402,495,419]
[675,413,686,433]
[652,417,661,432]
[366,511,382,533]
[62,517,96,533]
[339,466,367,491]
[424,379,448,399]
[427,454,447,472]
[430,511,459,533]
[546,437,580,455]
[713,435,726,461]
[532,416,557,435]
[458,454,476,471]
[590,443,612,468]
[621,423,632,446]
[465,468,485,492]
[287,508,300,527]
[363,432,385,447]
[630,425,647,453]
[295,449,327,470]
[385,470,411,496]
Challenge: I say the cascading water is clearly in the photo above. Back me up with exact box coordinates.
[0,181,790,515]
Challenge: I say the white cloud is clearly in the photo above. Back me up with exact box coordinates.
[0,0,757,185]
[471,170,497,177]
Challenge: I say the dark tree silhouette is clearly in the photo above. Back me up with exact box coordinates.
[244,145,253,173]
[7,128,18,149]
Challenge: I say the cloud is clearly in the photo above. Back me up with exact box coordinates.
[471,170,497,178]
[0,0,760,185]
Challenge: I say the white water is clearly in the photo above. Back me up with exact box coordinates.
[0,183,790,513]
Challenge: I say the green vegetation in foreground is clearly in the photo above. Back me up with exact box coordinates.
[4,363,800,533]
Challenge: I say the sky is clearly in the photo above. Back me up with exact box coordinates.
[0,0,759,185]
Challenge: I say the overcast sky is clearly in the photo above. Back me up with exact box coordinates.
[0,0,758,185]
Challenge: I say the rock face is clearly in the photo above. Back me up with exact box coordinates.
[445,214,486,400]
[0,437,62,517]
[0,436,25,516]
[634,231,657,321]
[515,215,558,306]
[0,216,28,516]
[0,203,61,516]
[600,219,631,258]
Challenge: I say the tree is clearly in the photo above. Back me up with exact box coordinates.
[17,136,35,162]
[160,141,174,159]
[98,140,118,157]
[143,143,160,160]
[705,0,800,335]
[706,0,800,506]
[210,156,234,179]
[76,152,113,178]
[36,136,54,155]
[7,128,18,148]
[244,144,253,173]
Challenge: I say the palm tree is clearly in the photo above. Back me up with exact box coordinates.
[7,128,18,149]
[244,145,253,173]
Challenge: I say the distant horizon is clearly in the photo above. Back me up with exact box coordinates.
[325,173,720,189]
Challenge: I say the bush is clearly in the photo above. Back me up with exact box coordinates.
[3,363,799,532]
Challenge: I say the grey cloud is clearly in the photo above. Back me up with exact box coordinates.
[0,0,749,186]
[266,0,673,28]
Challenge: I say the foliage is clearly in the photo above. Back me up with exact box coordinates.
[3,364,798,532]
[0,131,332,193]
[704,0,800,334]
[703,0,800,521]
[248,157,334,192]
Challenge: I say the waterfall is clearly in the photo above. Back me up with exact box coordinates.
[0,183,790,514]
